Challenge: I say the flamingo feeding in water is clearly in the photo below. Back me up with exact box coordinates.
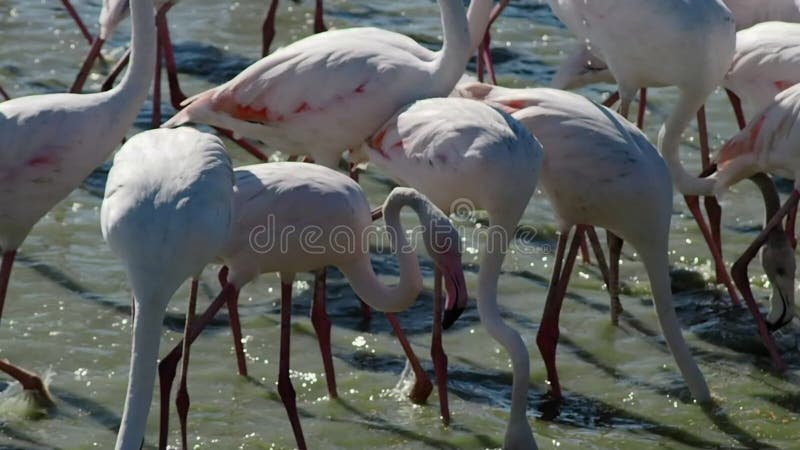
[161,0,495,168]
[153,162,468,449]
[101,127,234,450]
[452,83,715,402]
[354,97,543,450]
[0,0,155,406]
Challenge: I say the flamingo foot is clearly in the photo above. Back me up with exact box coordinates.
[0,360,55,410]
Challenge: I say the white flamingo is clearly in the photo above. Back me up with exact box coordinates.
[153,162,468,450]
[101,127,234,450]
[355,97,543,450]
[452,83,717,402]
[161,0,495,168]
[0,0,155,406]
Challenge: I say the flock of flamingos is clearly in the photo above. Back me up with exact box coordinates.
[2,0,800,448]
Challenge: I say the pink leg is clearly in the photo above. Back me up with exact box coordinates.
[536,227,582,400]
[607,231,624,325]
[577,227,591,265]
[726,88,747,131]
[729,191,800,371]
[158,283,238,450]
[0,360,55,408]
[227,289,247,376]
[0,250,16,323]
[0,84,9,101]
[100,49,131,92]
[217,267,247,376]
[481,32,497,85]
[476,41,486,83]
[585,227,610,288]
[430,268,450,425]
[278,282,307,450]
[0,251,54,407]
[262,0,280,57]
[313,0,327,33]
[70,37,106,93]
[311,269,337,398]
[385,313,433,404]
[685,196,741,305]
[60,0,93,44]
[786,200,798,250]
[602,91,620,108]
[176,279,199,450]
[152,34,163,129]
[157,3,187,110]
[636,88,647,130]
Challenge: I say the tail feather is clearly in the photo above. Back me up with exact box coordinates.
[161,90,217,128]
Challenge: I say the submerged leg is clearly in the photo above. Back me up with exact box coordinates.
[311,269,337,398]
[158,283,238,450]
[536,227,581,400]
[684,195,741,305]
[430,269,450,425]
[607,231,624,325]
[385,313,433,404]
[278,281,307,450]
[176,279,199,450]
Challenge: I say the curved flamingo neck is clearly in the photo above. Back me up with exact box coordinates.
[475,218,531,435]
[657,91,716,196]
[468,0,494,55]
[110,0,157,114]
[432,0,474,91]
[339,190,430,312]
[115,296,166,450]
[637,240,711,402]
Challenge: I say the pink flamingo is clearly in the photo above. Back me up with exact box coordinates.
[153,162,467,450]
[101,127,235,450]
[453,83,719,402]
[161,0,495,168]
[0,0,156,407]
[696,83,800,367]
[356,97,543,450]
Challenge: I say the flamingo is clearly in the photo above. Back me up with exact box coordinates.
[723,21,800,124]
[354,97,543,450]
[161,0,495,168]
[681,82,800,368]
[101,127,234,450]
[452,83,717,402]
[0,0,155,406]
[152,162,468,450]
[723,0,800,29]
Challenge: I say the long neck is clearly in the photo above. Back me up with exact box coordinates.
[432,0,474,92]
[468,0,494,55]
[657,90,716,196]
[339,193,425,312]
[475,218,530,432]
[115,296,166,450]
[636,241,711,402]
[110,0,157,115]
[750,173,783,232]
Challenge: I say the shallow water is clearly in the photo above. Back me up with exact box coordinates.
[1,1,799,449]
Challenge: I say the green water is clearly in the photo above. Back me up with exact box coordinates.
[0,1,798,449]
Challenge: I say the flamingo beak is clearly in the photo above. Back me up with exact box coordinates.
[440,252,468,330]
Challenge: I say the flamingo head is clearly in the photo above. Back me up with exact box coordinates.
[420,202,469,330]
[761,232,796,331]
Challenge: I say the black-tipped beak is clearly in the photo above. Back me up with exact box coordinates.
[766,289,793,332]
[442,264,468,329]
[443,306,465,330]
